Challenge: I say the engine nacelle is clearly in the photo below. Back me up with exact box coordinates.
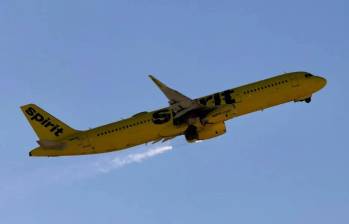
[201,105,236,124]
[185,122,226,143]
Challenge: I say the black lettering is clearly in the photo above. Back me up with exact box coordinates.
[222,89,235,104]
[50,125,59,132]
[31,113,44,122]
[44,121,55,128]
[25,107,36,116]
[55,127,64,136]
[199,95,213,106]
[26,109,64,137]
[214,93,221,106]
[152,109,171,124]
[42,118,50,125]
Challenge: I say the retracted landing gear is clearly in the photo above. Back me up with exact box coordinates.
[305,97,312,103]
[294,96,312,103]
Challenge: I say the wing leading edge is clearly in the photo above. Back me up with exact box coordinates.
[148,75,203,117]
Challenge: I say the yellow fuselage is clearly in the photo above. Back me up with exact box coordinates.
[30,72,326,156]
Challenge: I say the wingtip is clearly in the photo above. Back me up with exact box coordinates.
[148,74,156,80]
[148,75,163,87]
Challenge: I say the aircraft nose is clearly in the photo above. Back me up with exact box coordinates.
[316,76,327,89]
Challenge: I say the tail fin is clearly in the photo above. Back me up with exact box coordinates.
[20,104,79,140]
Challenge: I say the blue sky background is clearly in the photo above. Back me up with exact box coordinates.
[1,0,348,223]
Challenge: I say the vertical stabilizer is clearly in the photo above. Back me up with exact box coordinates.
[20,104,79,140]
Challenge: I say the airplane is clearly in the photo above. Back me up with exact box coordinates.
[21,71,326,157]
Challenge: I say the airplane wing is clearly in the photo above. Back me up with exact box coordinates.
[148,75,236,127]
[149,75,203,117]
[149,75,191,105]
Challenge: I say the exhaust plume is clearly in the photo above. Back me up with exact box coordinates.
[95,144,173,173]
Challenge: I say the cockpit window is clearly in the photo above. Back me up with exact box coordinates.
[305,73,313,78]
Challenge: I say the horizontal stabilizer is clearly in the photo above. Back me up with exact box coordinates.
[37,140,66,149]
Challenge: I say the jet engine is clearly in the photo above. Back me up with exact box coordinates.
[185,122,226,143]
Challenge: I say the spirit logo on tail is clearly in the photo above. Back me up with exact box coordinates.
[25,107,64,136]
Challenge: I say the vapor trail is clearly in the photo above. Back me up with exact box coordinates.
[0,144,174,207]
[95,144,173,173]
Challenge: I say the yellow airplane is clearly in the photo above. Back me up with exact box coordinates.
[21,71,326,157]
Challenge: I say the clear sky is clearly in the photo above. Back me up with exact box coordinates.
[1,1,348,223]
